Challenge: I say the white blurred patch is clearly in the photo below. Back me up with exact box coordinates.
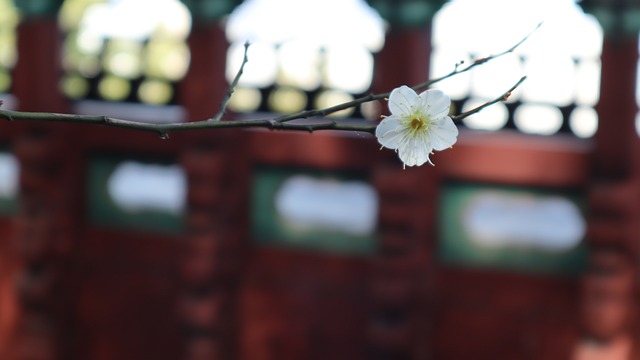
[0,153,18,198]
[107,161,186,214]
[275,175,378,236]
[82,0,191,40]
[0,94,18,110]
[462,191,585,251]
[226,0,385,52]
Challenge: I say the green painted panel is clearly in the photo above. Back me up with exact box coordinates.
[252,167,378,256]
[0,196,16,215]
[438,182,588,275]
[88,155,185,234]
[366,0,445,27]
[580,2,640,36]
[181,0,242,22]
[15,0,63,18]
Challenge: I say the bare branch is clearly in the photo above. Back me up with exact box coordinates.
[0,24,538,138]
[414,22,540,92]
[452,76,527,123]
[210,41,250,122]
[274,22,539,123]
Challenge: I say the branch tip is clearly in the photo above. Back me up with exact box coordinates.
[453,76,526,123]
[210,40,251,122]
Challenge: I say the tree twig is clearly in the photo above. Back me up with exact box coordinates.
[273,22,540,123]
[0,77,526,136]
[0,24,537,137]
[423,22,540,90]
[209,41,250,122]
[452,76,526,123]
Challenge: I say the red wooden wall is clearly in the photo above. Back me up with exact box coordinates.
[0,7,639,360]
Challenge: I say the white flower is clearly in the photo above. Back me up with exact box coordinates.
[376,85,458,167]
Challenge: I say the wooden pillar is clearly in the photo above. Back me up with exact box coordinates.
[367,25,437,360]
[178,20,244,360]
[369,25,437,360]
[372,27,432,92]
[593,36,638,180]
[8,11,81,360]
[10,126,82,360]
[179,24,229,122]
[179,135,246,360]
[588,34,639,252]
[13,18,67,113]
[369,165,438,360]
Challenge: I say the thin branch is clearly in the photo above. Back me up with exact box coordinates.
[274,22,540,123]
[452,76,527,123]
[210,41,250,122]
[0,24,537,137]
[0,77,526,136]
[273,93,379,123]
[421,22,540,92]
[0,109,377,135]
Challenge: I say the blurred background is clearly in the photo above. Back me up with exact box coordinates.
[0,0,639,359]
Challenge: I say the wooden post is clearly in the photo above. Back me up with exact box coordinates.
[179,24,229,122]
[588,34,639,252]
[11,127,82,360]
[178,21,243,360]
[9,13,81,360]
[13,18,67,113]
[369,26,436,360]
[372,27,432,92]
[593,36,638,180]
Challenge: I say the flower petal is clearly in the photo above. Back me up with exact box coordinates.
[398,136,432,167]
[376,116,406,150]
[388,85,419,116]
[419,89,451,118]
[430,116,459,151]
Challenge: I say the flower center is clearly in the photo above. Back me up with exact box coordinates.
[410,116,426,132]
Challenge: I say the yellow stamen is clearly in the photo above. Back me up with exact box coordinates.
[410,116,425,131]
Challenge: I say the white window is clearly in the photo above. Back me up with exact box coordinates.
[59,0,192,106]
[431,0,603,137]
[225,0,386,119]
